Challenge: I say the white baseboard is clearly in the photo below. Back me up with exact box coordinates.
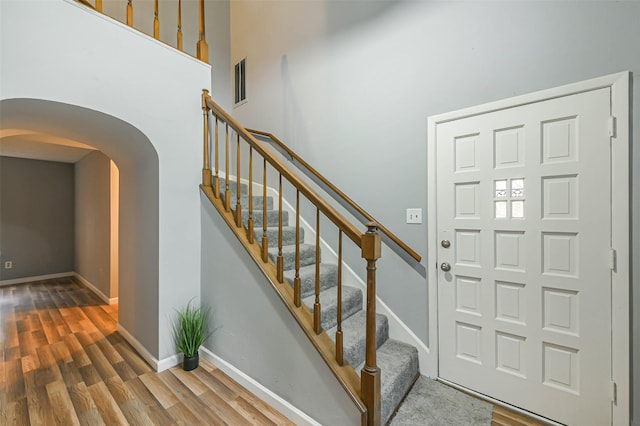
[74,273,118,305]
[200,347,320,426]
[116,323,160,371]
[157,353,180,372]
[0,271,75,286]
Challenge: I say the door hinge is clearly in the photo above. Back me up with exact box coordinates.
[611,381,618,404]
[608,116,617,138]
[609,248,617,271]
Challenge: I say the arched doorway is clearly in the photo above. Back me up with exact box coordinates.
[1,98,160,361]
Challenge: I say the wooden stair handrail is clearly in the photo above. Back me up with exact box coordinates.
[247,128,422,263]
[203,93,363,247]
[203,90,383,424]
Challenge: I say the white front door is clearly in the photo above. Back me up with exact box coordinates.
[436,88,612,425]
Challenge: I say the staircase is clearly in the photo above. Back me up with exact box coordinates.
[221,179,420,424]
[199,90,429,424]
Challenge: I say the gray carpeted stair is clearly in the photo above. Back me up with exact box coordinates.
[283,263,338,297]
[327,311,389,368]
[230,194,274,211]
[242,209,288,227]
[254,226,303,247]
[221,178,422,424]
[267,244,316,270]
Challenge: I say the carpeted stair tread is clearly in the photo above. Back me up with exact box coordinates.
[355,339,419,425]
[236,195,274,211]
[268,244,316,270]
[218,179,248,195]
[241,209,288,227]
[302,285,362,331]
[389,376,493,425]
[254,226,303,248]
[327,311,389,369]
[283,264,338,298]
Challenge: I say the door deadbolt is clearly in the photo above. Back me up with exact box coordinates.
[441,239,451,248]
[440,262,451,272]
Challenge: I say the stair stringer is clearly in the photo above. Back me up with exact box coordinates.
[200,185,366,425]
[225,173,431,375]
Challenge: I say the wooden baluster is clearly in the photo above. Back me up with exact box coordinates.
[201,90,211,187]
[224,124,230,211]
[336,230,344,365]
[277,174,284,283]
[361,222,382,426]
[196,0,209,62]
[177,0,183,51]
[213,117,220,197]
[313,209,322,334]
[95,0,102,12]
[235,134,242,227]
[153,0,159,39]
[293,190,301,307]
[247,147,254,243]
[261,160,269,262]
[126,0,133,26]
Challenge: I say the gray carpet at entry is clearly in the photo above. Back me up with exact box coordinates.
[389,377,493,425]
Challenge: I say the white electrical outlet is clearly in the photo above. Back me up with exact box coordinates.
[406,208,422,224]
[4,261,12,269]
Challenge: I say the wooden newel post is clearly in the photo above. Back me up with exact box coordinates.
[361,222,381,426]
[202,89,212,187]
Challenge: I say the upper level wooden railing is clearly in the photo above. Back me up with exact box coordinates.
[76,0,208,63]
[247,129,422,263]
[201,90,381,425]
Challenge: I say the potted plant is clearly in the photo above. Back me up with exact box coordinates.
[172,299,210,371]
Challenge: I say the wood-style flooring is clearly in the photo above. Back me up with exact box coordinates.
[1,277,546,425]
[0,277,294,425]
[492,406,548,426]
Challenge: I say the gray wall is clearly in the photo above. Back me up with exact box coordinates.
[207,0,232,111]
[0,156,75,281]
[200,194,361,426]
[75,150,114,298]
[229,0,640,422]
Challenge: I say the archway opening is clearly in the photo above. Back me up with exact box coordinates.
[0,98,160,357]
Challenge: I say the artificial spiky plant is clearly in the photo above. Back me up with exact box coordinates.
[172,299,210,370]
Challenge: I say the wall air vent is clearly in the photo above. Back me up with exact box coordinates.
[234,58,246,105]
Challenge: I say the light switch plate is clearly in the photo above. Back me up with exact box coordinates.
[406,208,422,224]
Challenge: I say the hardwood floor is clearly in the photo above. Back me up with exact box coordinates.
[1,277,547,426]
[492,406,548,426]
[0,277,294,425]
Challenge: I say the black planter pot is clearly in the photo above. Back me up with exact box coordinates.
[183,353,199,371]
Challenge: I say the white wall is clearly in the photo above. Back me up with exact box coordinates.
[75,151,113,300]
[98,0,232,109]
[230,0,640,421]
[0,0,211,363]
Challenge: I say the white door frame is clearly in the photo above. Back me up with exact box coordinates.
[426,71,630,425]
